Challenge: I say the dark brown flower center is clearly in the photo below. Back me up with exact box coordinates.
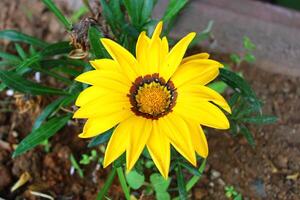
[128,73,177,119]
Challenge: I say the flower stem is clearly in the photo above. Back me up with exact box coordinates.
[116,167,131,200]
[96,168,116,200]
[176,163,187,200]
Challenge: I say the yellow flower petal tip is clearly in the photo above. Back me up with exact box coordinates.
[74,22,231,178]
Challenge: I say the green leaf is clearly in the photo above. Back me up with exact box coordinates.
[141,0,154,25]
[241,115,277,125]
[156,191,171,200]
[125,170,145,190]
[240,124,255,147]
[0,51,21,63]
[208,81,227,93]
[99,0,118,34]
[42,0,72,30]
[219,68,260,109]
[176,164,187,200]
[123,0,144,27]
[109,0,124,23]
[13,114,71,157]
[163,0,188,23]
[32,94,76,131]
[70,154,84,178]
[88,128,114,147]
[185,159,206,191]
[15,42,73,73]
[117,167,131,200]
[243,36,255,51]
[0,70,69,95]
[190,20,214,46]
[230,53,241,64]
[180,162,202,176]
[96,168,117,200]
[244,53,256,63]
[0,30,48,48]
[150,173,171,192]
[88,26,109,58]
[14,44,27,60]
[41,41,73,57]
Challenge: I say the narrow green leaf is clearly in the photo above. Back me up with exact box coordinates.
[0,70,69,95]
[70,154,84,178]
[14,44,27,60]
[180,162,202,176]
[126,170,145,190]
[141,0,154,24]
[185,159,206,191]
[0,30,48,47]
[88,26,109,58]
[109,0,124,23]
[220,68,260,109]
[88,128,114,147]
[13,114,71,157]
[32,94,76,131]
[96,168,117,200]
[0,51,21,63]
[190,20,214,46]
[230,54,241,64]
[99,0,118,34]
[117,167,131,200]
[15,54,41,73]
[41,41,73,57]
[240,124,255,147]
[241,115,277,125]
[163,0,188,23]
[42,0,72,30]
[176,164,187,200]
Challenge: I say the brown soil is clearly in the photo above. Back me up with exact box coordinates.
[1,1,299,200]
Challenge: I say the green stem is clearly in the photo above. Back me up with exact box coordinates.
[96,168,117,200]
[176,164,187,200]
[116,167,131,200]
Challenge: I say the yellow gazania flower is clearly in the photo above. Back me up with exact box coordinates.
[73,22,231,178]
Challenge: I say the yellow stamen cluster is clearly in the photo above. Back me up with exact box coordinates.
[135,82,171,116]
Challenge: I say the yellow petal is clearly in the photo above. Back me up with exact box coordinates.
[90,59,120,71]
[147,120,170,179]
[186,121,208,158]
[160,113,196,166]
[75,70,130,93]
[101,38,140,81]
[103,119,132,167]
[177,85,231,113]
[160,32,196,81]
[171,59,222,87]
[181,53,210,64]
[147,36,161,73]
[75,86,110,107]
[126,116,152,171]
[73,94,130,118]
[151,21,163,39]
[78,110,133,138]
[136,31,150,73]
[174,101,230,129]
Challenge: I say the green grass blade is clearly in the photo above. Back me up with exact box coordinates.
[13,114,71,158]
[0,70,70,95]
[96,168,117,200]
[42,0,72,30]
[176,164,187,199]
[186,159,206,191]
[0,30,48,48]
[117,167,131,200]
